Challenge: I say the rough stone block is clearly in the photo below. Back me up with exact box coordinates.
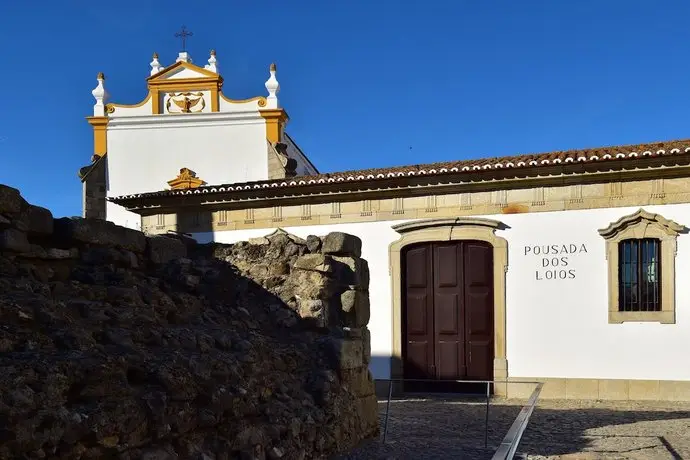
[147,235,187,265]
[306,235,322,253]
[19,205,54,236]
[249,263,270,279]
[159,232,197,252]
[361,327,371,365]
[337,338,363,370]
[331,256,370,289]
[290,269,333,300]
[322,232,362,257]
[22,244,47,258]
[248,236,270,245]
[54,217,147,253]
[293,254,332,273]
[340,289,370,327]
[356,394,380,436]
[0,228,30,253]
[0,185,24,215]
[342,367,375,397]
[45,247,78,259]
[297,298,326,327]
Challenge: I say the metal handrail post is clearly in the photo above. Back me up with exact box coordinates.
[383,379,393,443]
[484,381,490,448]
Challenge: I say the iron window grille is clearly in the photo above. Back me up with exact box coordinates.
[618,238,661,312]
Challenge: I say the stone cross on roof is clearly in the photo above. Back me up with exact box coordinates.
[174,25,193,51]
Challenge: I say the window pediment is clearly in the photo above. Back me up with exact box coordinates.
[599,208,686,324]
[598,208,686,240]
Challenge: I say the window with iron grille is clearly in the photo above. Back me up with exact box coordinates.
[618,238,661,312]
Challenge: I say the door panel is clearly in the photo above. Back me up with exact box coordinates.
[403,245,434,381]
[463,242,494,381]
[434,242,465,383]
[402,240,494,392]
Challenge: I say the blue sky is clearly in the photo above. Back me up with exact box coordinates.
[2,1,690,218]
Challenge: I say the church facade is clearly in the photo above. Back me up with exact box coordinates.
[79,50,317,229]
[82,49,690,400]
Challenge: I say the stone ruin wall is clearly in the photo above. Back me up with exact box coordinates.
[0,183,378,459]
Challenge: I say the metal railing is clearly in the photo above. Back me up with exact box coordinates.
[377,378,543,460]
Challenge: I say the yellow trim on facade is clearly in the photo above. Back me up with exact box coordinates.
[101,60,276,115]
[167,168,206,190]
[146,60,222,82]
[85,116,109,158]
[147,78,222,90]
[140,175,690,235]
[211,88,219,112]
[151,89,160,114]
[144,62,224,114]
[106,93,153,114]
[219,93,268,107]
[505,377,690,401]
[259,108,289,144]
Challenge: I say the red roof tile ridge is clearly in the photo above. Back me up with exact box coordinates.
[110,137,690,201]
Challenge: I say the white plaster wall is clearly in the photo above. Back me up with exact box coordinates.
[106,201,141,230]
[105,113,268,202]
[166,66,206,79]
[191,202,690,382]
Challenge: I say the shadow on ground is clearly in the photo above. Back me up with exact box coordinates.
[338,396,690,459]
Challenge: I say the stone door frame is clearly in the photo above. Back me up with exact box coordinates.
[389,217,509,387]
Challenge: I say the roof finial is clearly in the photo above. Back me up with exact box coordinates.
[91,72,109,117]
[150,52,163,76]
[204,49,218,73]
[265,62,279,109]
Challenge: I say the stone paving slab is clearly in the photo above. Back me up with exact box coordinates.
[337,397,690,459]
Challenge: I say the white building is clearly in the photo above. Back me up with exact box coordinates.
[79,50,317,228]
[84,47,690,401]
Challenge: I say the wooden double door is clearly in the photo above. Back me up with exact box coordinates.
[402,240,494,393]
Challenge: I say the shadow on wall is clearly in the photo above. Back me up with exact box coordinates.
[143,208,271,239]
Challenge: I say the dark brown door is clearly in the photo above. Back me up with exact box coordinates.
[402,241,494,392]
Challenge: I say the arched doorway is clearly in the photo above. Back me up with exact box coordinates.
[389,218,508,394]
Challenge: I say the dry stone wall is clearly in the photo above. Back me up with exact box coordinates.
[0,184,378,460]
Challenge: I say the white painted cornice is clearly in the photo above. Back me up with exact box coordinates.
[107,111,264,130]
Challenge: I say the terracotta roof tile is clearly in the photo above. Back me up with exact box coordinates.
[111,138,690,201]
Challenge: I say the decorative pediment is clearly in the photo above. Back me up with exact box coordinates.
[598,208,686,239]
[167,168,206,190]
[147,61,221,83]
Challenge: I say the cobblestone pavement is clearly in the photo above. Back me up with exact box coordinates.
[337,396,690,459]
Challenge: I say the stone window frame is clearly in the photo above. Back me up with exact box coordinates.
[388,217,509,388]
[598,209,686,324]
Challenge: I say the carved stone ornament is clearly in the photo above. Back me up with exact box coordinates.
[167,168,206,190]
[166,92,205,114]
